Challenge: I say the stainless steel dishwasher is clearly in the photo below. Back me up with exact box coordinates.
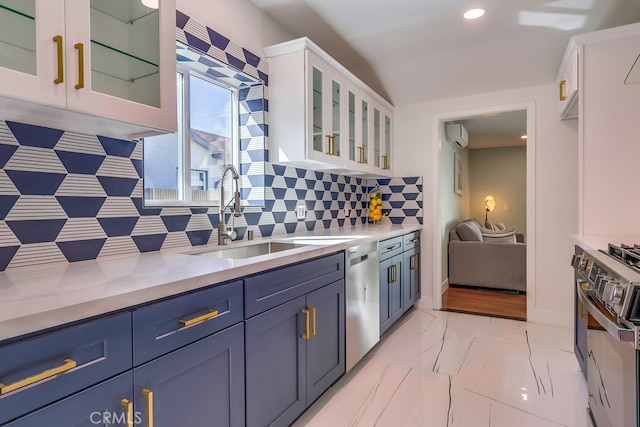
[345,241,379,372]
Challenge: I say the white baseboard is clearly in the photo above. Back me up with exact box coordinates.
[416,296,433,310]
[441,278,449,294]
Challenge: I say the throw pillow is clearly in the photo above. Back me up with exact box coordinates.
[485,221,506,231]
[481,227,517,244]
[456,220,483,242]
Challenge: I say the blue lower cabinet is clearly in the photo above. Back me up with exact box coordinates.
[0,313,132,425]
[246,281,345,427]
[402,247,418,313]
[246,296,307,427]
[5,372,134,426]
[306,280,345,405]
[133,322,245,427]
[380,255,403,335]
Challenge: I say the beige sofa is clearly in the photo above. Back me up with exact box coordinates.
[448,220,526,292]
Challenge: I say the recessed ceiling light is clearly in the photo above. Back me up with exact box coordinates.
[464,8,485,20]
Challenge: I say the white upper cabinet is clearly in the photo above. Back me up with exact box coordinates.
[306,51,346,166]
[265,37,393,177]
[0,0,176,139]
[556,41,579,120]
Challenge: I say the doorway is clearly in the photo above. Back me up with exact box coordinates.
[430,102,536,321]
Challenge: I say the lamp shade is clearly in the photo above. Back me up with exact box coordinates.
[485,195,495,212]
[141,0,159,9]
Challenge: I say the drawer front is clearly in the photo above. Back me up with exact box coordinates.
[4,372,133,427]
[133,280,243,365]
[244,252,344,318]
[0,313,132,425]
[403,231,420,250]
[379,236,403,260]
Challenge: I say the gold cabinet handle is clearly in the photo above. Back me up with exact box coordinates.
[325,135,333,155]
[0,358,76,395]
[121,399,134,427]
[74,42,84,89]
[142,388,154,427]
[179,309,219,327]
[53,35,64,84]
[357,146,364,164]
[388,266,394,284]
[393,264,398,283]
[410,255,417,271]
[310,306,316,337]
[302,308,311,340]
[578,299,587,319]
[382,155,388,170]
[559,79,567,101]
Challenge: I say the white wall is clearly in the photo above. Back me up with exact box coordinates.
[581,31,640,235]
[469,146,527,236]
[439,140,470,285]
[394,83,579,327]
[175,0,293,59]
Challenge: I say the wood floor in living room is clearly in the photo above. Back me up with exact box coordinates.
[442,285,527,320]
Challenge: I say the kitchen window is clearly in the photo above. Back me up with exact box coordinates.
[142,42,265,208]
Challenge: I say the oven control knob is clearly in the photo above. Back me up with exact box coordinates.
[610,284,624,305]
[571,254,582,268]
[579,258,590,271]
[595,276,609,299]
[602,281,623,304]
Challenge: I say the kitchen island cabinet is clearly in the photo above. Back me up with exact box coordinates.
[0,0,176,139]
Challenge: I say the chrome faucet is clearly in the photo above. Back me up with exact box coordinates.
[218,164,242,245]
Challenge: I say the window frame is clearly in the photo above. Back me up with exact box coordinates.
[143,64,240,208]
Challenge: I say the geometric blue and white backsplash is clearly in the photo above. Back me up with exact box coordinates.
[0,119,422,271]
[0,12,422,271]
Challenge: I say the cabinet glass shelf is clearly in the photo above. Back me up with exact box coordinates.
[0,1,36,76]
[91,1,156,25]
[90,0,160,108]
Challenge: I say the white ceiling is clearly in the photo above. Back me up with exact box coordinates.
[250,0,640,107]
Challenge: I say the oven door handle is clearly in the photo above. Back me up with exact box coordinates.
[576,280,637,347]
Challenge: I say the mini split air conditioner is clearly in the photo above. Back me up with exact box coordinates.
[446,124,468,148]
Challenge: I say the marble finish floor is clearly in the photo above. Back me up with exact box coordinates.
[294,302,589,427]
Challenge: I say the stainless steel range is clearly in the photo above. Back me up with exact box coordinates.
[572,244,640,427]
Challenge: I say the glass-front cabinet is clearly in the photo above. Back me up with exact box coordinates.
[265,37,393,176]
[0,0,176,139]
[306,52,344,166]
[0,0,65,108]
[370,101,393,176]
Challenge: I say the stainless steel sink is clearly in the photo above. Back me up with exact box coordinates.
[192,242,304,259]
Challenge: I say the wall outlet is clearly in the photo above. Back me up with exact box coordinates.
[503,204,509,211]
[296,204,306,220]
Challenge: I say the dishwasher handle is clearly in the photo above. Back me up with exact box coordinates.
[350,253,374,267]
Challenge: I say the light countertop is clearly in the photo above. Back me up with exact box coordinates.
[0,224,421,343]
